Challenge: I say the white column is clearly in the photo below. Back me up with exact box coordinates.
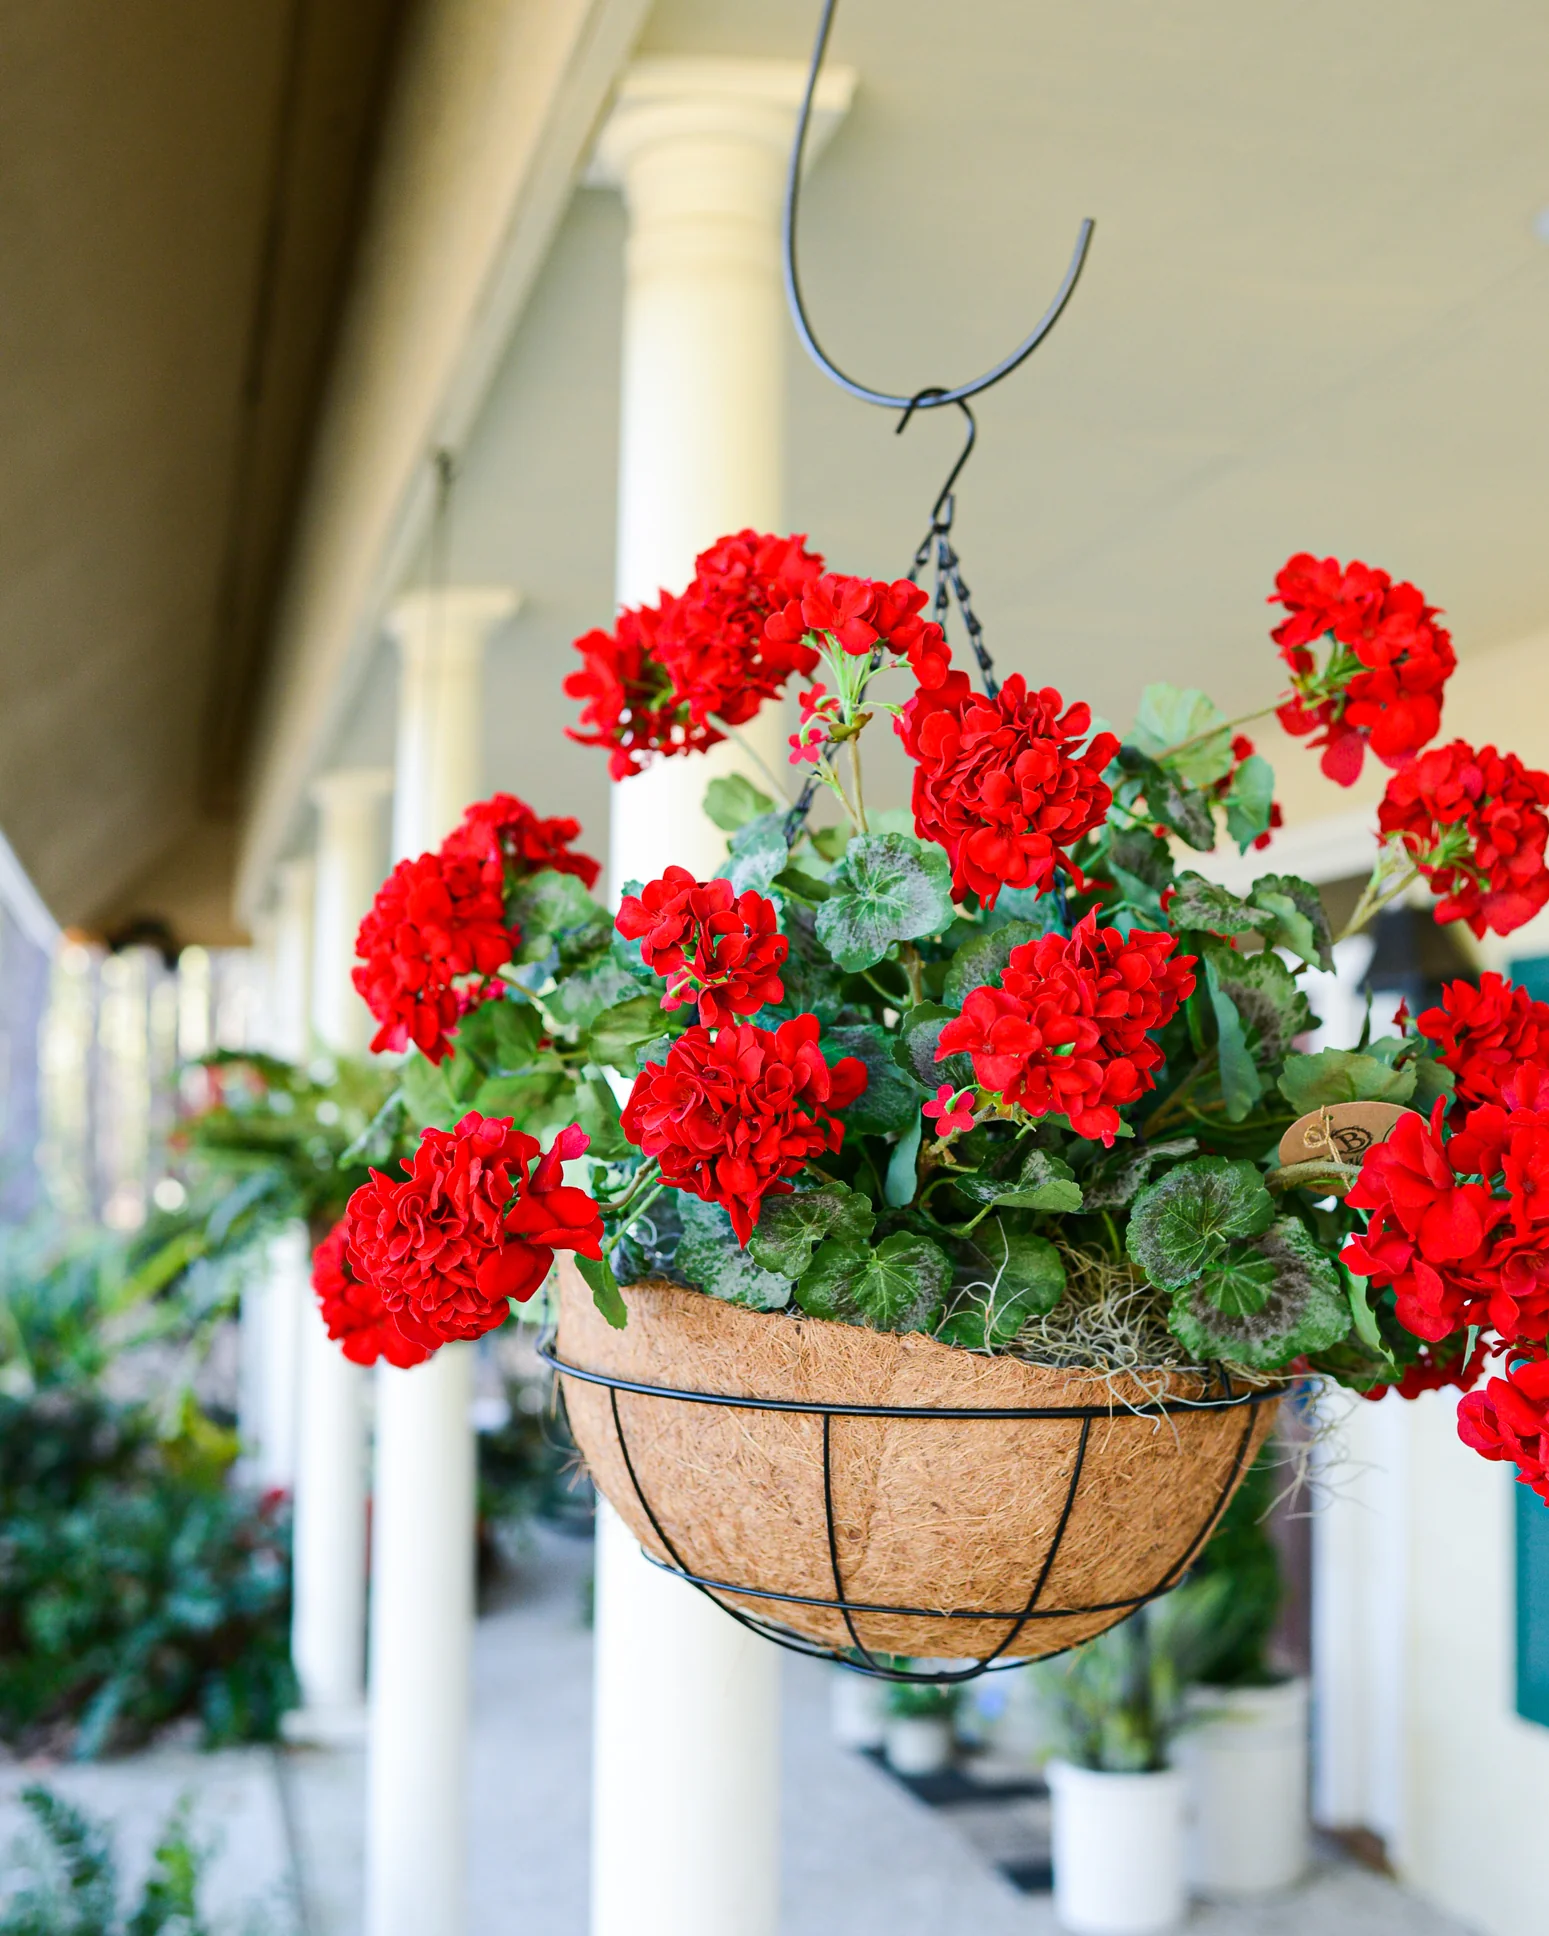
[365,587,515,1936]
[597,57,854,898]
[244,858,314,1490]
[588,59,852,1936]
[286,770,392,1746]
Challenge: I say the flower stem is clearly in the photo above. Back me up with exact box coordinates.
[848,736,869,834]
[1165,700,1284,761]
[719,724,794,806]
[1335,856,1421,945]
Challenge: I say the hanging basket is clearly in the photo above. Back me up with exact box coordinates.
[547,1262,1281,1680]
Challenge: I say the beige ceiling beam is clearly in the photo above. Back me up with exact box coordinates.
[236,0,651,921]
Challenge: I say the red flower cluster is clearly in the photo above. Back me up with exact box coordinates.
[1458,1356,1549,1500]
[922,1083,976,1138]
[345,1116,603,1350]
[352,850,515,1062]
[766,573,951,691]
[1343,1097,1549,1346]
[898,674,1119,907]
[354,790,599,1063]
[1416,974,1549,1113]
[312,1219,429,1369]
[445,792,600,892]
[621,1015,867,1244]
[615,869,787,1027]
[1270,553,1455,785]
[936,913,1196,1145]
[1377,739,1549,938]
[565,532,824,777]
[566,601,706,781]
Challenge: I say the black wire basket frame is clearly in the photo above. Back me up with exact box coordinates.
[540,1333,1278,1686]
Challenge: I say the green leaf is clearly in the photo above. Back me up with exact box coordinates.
[1277,1049,1416,1113]
[399,1053,460,1132]
[547,957,645,1031]
[1127,1155,1276,1289]
[470,1069,569,1127]
[1203,937,1313,1064]
[1167,1218,1349,1369]
[989,1148,1083,1213]
[816,833,955,972]
[1194,1248,1278,1316]
[1081,1137,1199,1210]
[1168,873,1268,940]
[942,920,1039,1010]
[721,812,791,897]
[575,1253,628,1329]
[822,1024,926,1135]
[1131,685,1235,788]
[795,1232,950,1332]
[893,1002,973,1091]
[1345,1266,1385,1354]
[1149,770,1218,851]
[676,1197,793,1310]
[1224,754,1276,853]
[1249,874,1333,972]
[939,1222,1066,1348]
[746,1181,876,1278]
[885,1115,923,1208]
[488,998,545,1070]
[704,774,773,832]
[509,869,599,948]
[582,995,669,1071]
[769,866,832,903]
[573,1077,628,1160]
[1203,957,1263,1122]
[1108,829,1175,893]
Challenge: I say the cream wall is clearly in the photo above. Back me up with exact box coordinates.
[1398,1393,1549,1936]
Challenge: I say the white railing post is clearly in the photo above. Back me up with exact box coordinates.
[588,58,852,1936]
[364,586,516,1936]
[286,768,392,1745]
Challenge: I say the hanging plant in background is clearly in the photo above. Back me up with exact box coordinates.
[327,518,1549,1669]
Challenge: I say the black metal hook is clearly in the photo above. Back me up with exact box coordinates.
[783,0,1095,421]
[896,391,976,531]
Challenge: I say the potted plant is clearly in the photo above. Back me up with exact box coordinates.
[881,1676,961,1776]
[325,535,1549,1675]
[1034,1585,1230,1935]
[1171,1448,1309,1896]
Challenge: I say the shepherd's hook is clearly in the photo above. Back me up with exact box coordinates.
[783,0,1095,427]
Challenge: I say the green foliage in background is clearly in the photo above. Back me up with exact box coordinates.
[0,1786,213,1936]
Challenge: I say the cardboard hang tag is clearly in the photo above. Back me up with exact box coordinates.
[1277,1100,1415,1173]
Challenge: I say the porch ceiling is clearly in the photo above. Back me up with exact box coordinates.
[0,0,406,938]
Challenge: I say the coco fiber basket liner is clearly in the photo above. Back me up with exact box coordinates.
[550,1261,1281,1674]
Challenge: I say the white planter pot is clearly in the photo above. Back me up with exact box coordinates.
[1047,1760,1185,1936]
[884,1714,955,1776]
[829,1668,888,1750]
[1177,1677,1308,1896]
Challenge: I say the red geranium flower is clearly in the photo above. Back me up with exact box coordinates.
[766,573,951,690]
[922,1083,976,1138]
[445,792,599,892]
[656,530,825,731]
[1377,740,1549,938]
[565,599,714,780]
[345,1116,603,1350]
[312,1218,430,1369]
[1417,973,1549,1113]
[898,673,1119,907]
[1360,1333,1491,1402]
[621,1015,867,1244]
[615,868,788,1026]
[1269,553,1455,784]
[936,913,1196,1146]
[352,850,516,1063]
[1457,1355,1549,1500]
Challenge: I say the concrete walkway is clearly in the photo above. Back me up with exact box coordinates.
[2,1525,1475,1935]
